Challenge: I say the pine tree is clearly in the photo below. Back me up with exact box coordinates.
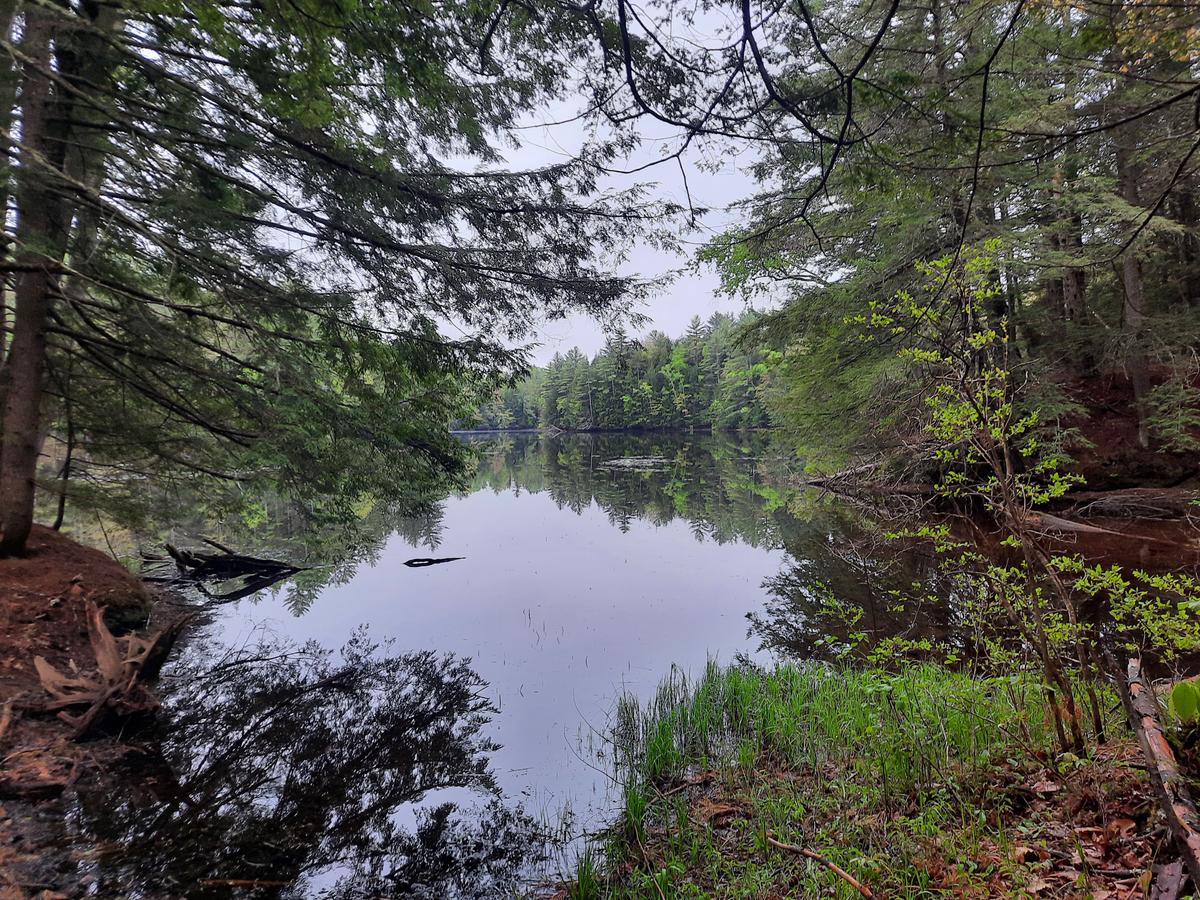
[0,0,658,554]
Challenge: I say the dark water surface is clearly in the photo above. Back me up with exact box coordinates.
[49,432,1189,897]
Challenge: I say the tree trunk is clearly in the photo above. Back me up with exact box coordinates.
[1174,189,1200,307]
[0,2,124,555]
[1115,141,1152,450]
[0,0,26,425]
[1054,8,1089,331]
[0,9,72,555]
[1062,211,1088,323]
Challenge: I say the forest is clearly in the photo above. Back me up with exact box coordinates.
[462,313,777,431]
[0,0,1196,548]
[1,0,1200,897]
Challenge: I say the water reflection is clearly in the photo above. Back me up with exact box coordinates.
[67,632,545,898]
[468,432,796,547]
[465,433,948,660]
[53,431,1199,896]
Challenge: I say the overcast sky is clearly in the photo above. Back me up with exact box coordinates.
[498,105,770,366]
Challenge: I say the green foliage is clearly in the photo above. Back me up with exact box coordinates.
[1170,681,1200,725]
[702,0,1200,471]
[1149,374,1200,452]
[14,0,667,540]
[570,849,602,900]
[1052,558,1200,662]
[462,312,777,432]
[581,660,1078,897]
[611,661,1051,794]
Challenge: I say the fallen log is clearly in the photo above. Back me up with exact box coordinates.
[1021,511,1118,535]
[164,541,305,581]
[1067,488,1200,521]
[1111,656,1200,887]
[153,540,307,600]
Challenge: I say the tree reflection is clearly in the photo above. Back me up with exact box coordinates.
[469,432,969,661]
[467,432,798,547]
[73,632,544,898]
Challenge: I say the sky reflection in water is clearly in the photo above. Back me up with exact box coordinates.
[72,432,936,896]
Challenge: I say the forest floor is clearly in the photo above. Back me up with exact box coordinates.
[0,527,169,898]
[1066,372,1200,493]
[557,664,1187,900]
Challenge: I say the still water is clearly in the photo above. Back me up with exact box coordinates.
[63,432,952,896]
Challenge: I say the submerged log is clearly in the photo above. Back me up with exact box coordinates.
[155,540,307,601]
[1111,656,1200,887]
[165,540,303,580]
[404,556,465,568]
[1067,488,1200,520]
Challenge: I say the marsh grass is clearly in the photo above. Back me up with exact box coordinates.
[569,661,1138,898]
[613,661,1052,796]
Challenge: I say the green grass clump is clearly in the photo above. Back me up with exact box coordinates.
[571,660,1112,898]
[613,661,1052,795]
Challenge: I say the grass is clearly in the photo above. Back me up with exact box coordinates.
[563,661,1154,899]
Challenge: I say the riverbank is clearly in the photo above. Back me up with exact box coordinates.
[0,527,180,893]
[565,663,1170,899]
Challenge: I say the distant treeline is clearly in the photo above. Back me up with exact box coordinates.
[459,312,778,432]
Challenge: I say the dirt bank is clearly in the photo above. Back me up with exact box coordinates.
[0,527,165,897]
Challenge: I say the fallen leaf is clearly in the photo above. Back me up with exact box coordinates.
[1107,817,1137,841]
[691,799,744,826]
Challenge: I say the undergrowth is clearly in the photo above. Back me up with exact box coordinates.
[565,661,1150,899]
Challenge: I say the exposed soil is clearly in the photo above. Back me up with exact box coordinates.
[1,525,152,704]
[0,527,166,898]
[1067,371,1200,492]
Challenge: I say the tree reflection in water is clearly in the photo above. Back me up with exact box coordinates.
[74,631,544,898]
[470,432,965,662]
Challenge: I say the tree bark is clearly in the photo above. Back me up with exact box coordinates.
[1111,656,1200,886]
[1116,141,1152,450]
[1062,212,1088,323]
[0,0,26,424]
[0,9,72,555]
[0,2,124,554]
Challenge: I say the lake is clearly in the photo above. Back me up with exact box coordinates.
[51,430,1157,897]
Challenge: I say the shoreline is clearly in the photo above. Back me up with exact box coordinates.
[0,527,192,893]
[560,662,1169,899]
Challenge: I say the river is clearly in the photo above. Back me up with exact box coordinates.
[40,431,1190,897]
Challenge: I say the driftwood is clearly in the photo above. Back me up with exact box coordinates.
[403,556,465,568]
[766,833,874,898]
[151,539,306,601]
[34,601,189,738]
[1111,656,1200,887]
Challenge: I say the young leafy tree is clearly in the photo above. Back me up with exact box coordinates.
[0,0,665,555]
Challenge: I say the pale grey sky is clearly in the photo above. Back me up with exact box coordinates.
[499,106,771,365]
